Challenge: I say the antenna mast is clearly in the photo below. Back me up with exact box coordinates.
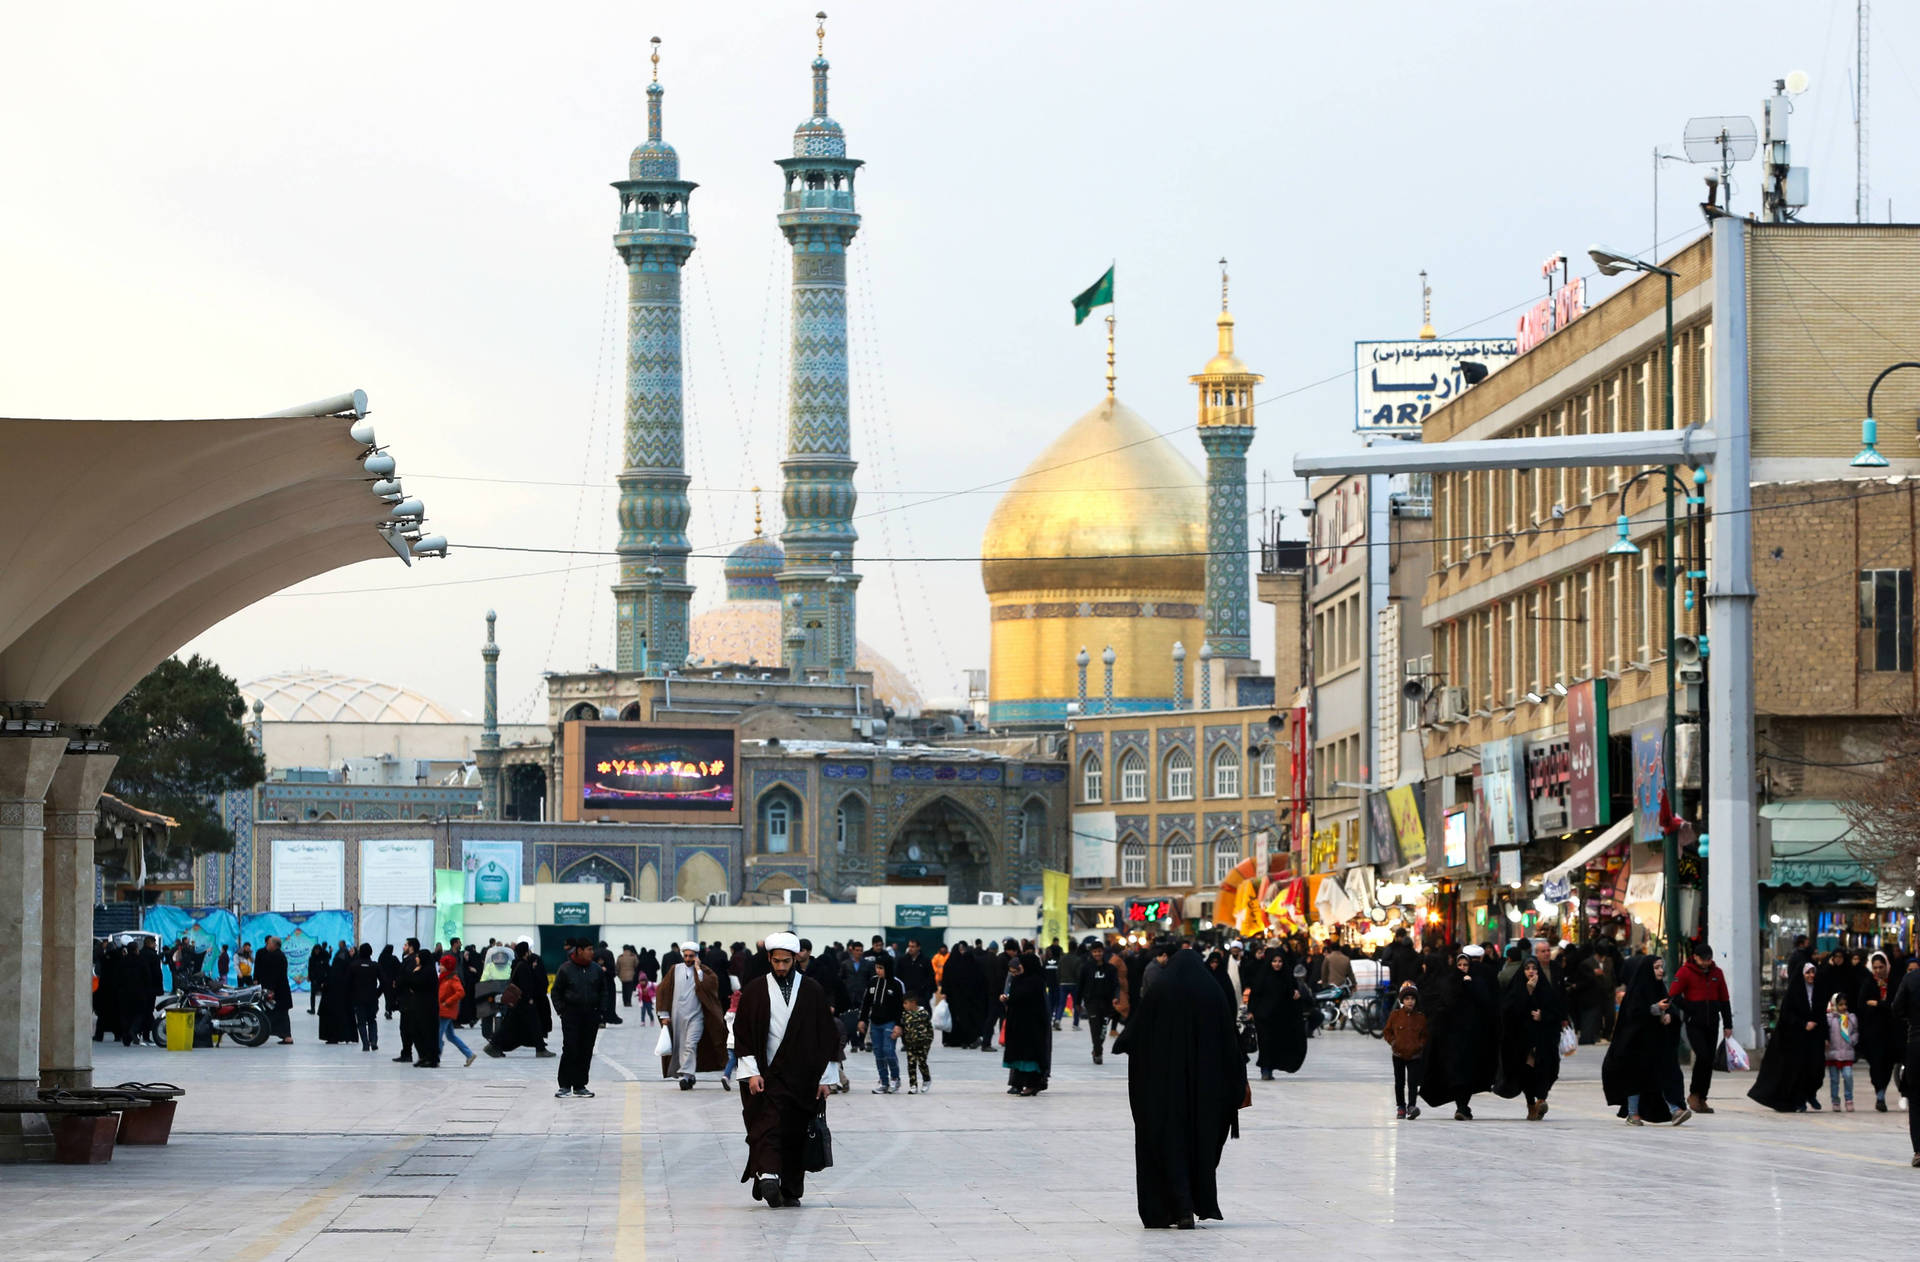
[1857,0,1870,223]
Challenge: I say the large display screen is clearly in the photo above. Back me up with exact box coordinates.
[579,725,735,812]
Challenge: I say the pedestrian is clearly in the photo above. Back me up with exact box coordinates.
[858,953,906,1094]
[617,944,640,1008]
[1382,984,1427,1120]
[938,941,987,1050]
[897,991,934,1093]
[349,943,381,1052]
[236,941,253,985]
[404,940,442,1066]
[895,938,935,1008]
[1604,956,1691,1126]
[1498,955,1563,1120]
[482,940,556,1059]
[307,941,331,1014]
[459,945,482,1028]
[637,971,656,1024]
[658,941,727,1089]
[1001,951,1052,1097]
[1245,945,1307,1080]
[217,945,230,985]
[1204,950,1236,1008]
[1857,951,1900,1112]
[595,941,622,1026]
[318,947,354,1044]
[1421,946,1497,1120]
[475,940,514,1042]
[255,935,293,1044]
[982,939,1017,1052]
[550,940,604,1097]
[1113,944,1246,1230]
[427,953,475,1068]
[1667,941,1735,1114]
[377,944,401,1019]
[1057,939,1085,1029]
[1043,943,1063,1030]
[734,932,839,1208]
[1826,992,1859,1111]
[1889,963,1920,1164]
[1749,960,1828,1112]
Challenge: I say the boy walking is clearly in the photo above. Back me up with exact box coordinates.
[898,992,935,1093]
[1381,984,1428,1120]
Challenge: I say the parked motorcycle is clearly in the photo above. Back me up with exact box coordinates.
[1315,982,1352,1031]
[151,972,273,1048]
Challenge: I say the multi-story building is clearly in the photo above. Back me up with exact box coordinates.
[1417,224,1920,966]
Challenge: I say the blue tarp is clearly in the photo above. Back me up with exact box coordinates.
[141,905,240,991]
[240,910,355,991]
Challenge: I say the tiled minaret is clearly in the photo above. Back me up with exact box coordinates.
[478,610,501,819]
[776,12,862,677]
[612,37,697,674]
[1190,260,1263,660]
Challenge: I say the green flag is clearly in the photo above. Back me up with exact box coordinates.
[1071,265,1114,325]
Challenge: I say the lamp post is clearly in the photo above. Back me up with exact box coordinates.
[1850,361,1920,468]
[1591,245,1684,972]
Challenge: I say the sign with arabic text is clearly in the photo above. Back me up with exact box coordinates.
[1354,339,1518,434]
[1566,678,1611,830]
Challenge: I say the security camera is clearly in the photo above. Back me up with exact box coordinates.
[363,451,397,477]
[1298,500,1317,518]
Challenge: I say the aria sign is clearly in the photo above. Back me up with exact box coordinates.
[1354,339,1518,435]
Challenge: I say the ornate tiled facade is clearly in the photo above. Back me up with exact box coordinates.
[1199,425,1255,656]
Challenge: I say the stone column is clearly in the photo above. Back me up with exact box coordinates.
[0,734,68,1162]
[40,752,118,1090]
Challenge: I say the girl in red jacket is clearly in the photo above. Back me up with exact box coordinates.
[436,954,476,1068]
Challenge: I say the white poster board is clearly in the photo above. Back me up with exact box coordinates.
[359,838,434,907]
[270,839,345,911]
[1072,811,1117,880]
[1354,338,1518,434]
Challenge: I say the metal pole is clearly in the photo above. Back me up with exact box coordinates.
[1662,272,1681,975]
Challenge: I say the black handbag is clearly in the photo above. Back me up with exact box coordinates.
[1237,1011,1258,1055]
[804,1106,833,1172]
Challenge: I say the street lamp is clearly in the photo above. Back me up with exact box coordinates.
[1591,245,1688,972]
[1851,361,1920,468]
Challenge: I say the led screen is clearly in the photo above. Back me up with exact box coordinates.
[579,725,735,812]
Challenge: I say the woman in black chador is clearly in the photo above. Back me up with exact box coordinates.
[939,942,987,1050]
[1604,955,1689,1124]
[1419,947,1499,1120]
[1114,946,1247,1230]
[1001,952,1052,1096]
[1245,946,1308,1080]
[317,945,356,1045]
[1748,959,1828,1112]
[1497,955,1564,1120]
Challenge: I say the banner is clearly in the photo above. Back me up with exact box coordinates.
[1631,720,1666,844]
[1071,811,1117,880]
[1385,785,1427,867]
[270,838,344,911]
[435,870,465,948]
[240,910,355,991]
[1040,870,1069,950]
[1565,679,1611,829]
[1354,338,1518,434]
[142,905,240,991]
[461,839,524,903]
[1476,736,1529,850]
[360,838,434,906]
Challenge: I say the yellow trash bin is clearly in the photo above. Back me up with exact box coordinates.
[164,1009,195,1052]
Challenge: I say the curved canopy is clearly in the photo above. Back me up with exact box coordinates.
[0,410,407,725]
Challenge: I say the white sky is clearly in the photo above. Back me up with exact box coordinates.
[3,1,1909,722]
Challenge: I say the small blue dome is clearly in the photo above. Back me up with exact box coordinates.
[629,140,679,181]
[724,535,784,602]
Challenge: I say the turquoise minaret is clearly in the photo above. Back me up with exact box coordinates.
[776,12,862,677]
[612,37,697,674]
[1190,260,1262,660]
[478,609,501,819]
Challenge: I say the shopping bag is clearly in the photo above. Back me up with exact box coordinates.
[932,999,953,1033]
[1722,1034,1750,1071]
[804,1107,834,1172]
[1558,1025,1578,1058]
[654,1025,673,1057]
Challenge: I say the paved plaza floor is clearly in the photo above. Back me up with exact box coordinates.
[5,1006,1919,1261]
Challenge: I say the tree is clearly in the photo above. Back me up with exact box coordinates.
[100,654,265,856]
[1841,709,1920,889]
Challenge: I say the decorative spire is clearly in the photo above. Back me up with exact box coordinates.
[752,485,764,538]
[646,36,664,142]
[812,11,830,117]
[1105,313,1116,399]
[1220,256,1230,312]
[1418,268,1435,340]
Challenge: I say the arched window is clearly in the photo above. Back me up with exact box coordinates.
[1120,836,1147,887]
[1166,837,1194,886]
[1164,747,1194,800]
[1212,832,1241,885]
[1258,745,1277,797]
[834,797,866,855]
[1081,753,1103,804]
[1020,799,1047,857]
[767,800,790,853]
[1119,749,1148,802]
[759,789,803,855]
[1211,747,1242,798]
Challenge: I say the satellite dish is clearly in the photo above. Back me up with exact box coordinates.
[1784,69,1810,94]
[1682,116,1758,164]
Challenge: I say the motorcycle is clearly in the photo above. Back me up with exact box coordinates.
[152,972,274,1048]
[1314,982,1352,1032]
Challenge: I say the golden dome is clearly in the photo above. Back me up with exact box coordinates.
[1201,311,1251,376]
[688,600,924,716]
[981,396,1205,597]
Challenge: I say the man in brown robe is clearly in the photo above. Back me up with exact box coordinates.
[657,942,727,1087]
[733,932,839,1208]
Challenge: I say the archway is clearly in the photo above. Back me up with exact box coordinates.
[885,796,993,903]
[676,851,726,901]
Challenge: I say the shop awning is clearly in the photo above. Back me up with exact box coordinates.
[1762,801,1874,887]
[1542,816,1634,885]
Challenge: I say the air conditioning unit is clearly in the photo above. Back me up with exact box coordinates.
[1675,723,1702,790]
[705,892,730,908]
[977,892,1005,906]
[783,888,809,905]
[1437,687,1470,724]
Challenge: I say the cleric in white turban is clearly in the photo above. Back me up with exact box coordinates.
[734,931,842,1207]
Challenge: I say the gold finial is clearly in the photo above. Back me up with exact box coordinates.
[752,485,764,537]
[650,35,660,82]
[816,11,827,54]
[1105,313,1117,399]
[1219,256,1230,312]
[1418,268,1436,339]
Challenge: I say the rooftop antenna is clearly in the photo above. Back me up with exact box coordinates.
[1681,113,1758,218]
[1761,71,1812,223]
[1855,0,1870,224]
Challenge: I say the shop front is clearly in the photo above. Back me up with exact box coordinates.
[1760,800,1908,1008]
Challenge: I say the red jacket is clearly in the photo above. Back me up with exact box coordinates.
[438,973,465,1020]
[1667,959,1731,1024]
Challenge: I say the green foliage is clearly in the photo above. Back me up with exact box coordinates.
[100,655,265,855]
